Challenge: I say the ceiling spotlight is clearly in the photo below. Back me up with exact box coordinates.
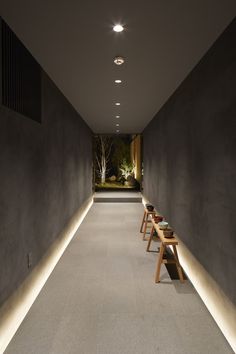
[114,56,125,65]
[116,130,120,133]
[115,102,120,106]
[116,115,120,118]
[116,123,120,127]
[113,24,124,32]
[115,79,122,83]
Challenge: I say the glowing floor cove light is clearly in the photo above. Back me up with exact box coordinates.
[142,195,236,354]
[0,197,93,354]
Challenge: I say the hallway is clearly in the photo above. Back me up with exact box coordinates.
[5,202,232,354]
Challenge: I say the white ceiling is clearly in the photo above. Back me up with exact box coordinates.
[1,1,236,133]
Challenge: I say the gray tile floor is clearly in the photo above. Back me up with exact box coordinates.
[5,203,233,354]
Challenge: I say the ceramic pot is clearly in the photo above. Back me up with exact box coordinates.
[158,221,168,230]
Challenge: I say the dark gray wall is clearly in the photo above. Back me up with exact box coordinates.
[0,72,93,306]
[143,18,236,305]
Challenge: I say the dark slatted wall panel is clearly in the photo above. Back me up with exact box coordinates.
[1,19,41,122]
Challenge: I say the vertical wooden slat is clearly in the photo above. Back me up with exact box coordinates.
[1,18,41,122]
[0,18,2,106]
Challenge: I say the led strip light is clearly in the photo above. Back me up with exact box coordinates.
[0,197,93,354]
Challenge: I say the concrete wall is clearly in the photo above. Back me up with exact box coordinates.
[143,18,236,305]
[0,72,93,307]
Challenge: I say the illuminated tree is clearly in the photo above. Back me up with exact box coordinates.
[95,135,112,184]
[119,158,135,180]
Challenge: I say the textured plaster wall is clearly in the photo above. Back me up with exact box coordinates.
[143,18,236,305]
[0,72,93,306]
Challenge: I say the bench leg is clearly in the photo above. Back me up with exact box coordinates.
[140,211,146,233]
[155,243,165,283]
[172,245,184,283]
[146,226,154,252]
[142,213,149,240]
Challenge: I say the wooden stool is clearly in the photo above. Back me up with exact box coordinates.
[148,218,184,283]
[140,207,156,240]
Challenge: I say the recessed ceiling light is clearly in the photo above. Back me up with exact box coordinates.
[115,79,122,83]
[116,130,120,133]
[115,102,120,106]
[114,56,125,65]
[116,123,120,127]
[116,115,120,118]
[113,24,124,32]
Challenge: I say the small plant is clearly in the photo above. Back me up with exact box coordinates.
[119,159,134,180]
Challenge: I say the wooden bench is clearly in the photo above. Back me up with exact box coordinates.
[147,217,184,283]
[140,207,156,241]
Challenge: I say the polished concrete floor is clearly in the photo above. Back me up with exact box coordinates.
[5,203,233,354]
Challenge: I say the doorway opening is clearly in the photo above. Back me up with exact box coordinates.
[93,134,142,192]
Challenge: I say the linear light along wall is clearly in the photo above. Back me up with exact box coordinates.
[142,196,236,353]
[175,242,236,353]
[0,197,93,354]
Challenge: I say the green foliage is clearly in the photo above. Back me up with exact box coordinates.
[120,159,134,180]
[95,181,134,189]
[112,138,131,176]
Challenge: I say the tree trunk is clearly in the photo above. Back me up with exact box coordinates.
[101,171,105,184]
